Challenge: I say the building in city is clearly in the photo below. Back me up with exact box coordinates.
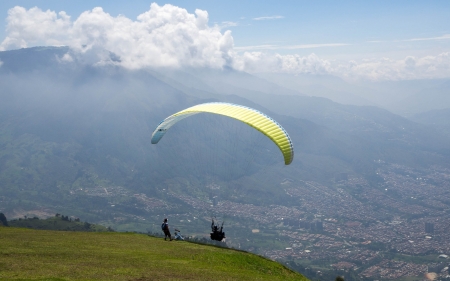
[425,222,435,234]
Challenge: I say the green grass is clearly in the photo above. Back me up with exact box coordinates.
[0,227,309,281]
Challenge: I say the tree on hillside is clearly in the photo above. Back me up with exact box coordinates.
[0,213,8,226]
[335,276,344,281]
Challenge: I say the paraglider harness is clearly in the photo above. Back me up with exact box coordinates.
[210,218,225,241]
[174,229,184,240]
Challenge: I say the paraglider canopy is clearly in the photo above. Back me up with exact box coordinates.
[151,102,294,165]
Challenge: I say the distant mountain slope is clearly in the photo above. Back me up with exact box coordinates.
[393,80,450,115]
[159,67,305,97]
[1,46,449,229]
[410,108,450,137]
[0,46,69,73]
[0,227,308,281]
[256,72,376,106]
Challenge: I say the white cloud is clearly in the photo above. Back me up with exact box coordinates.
[60,53,73,62]
[235,43,349,51]
[1,5,449,81]
[334,52,450,80]
[233,52,332,74]
[252,16,284,21]
[367,34,450,43]
[402,34,450,42]
[0,4,235,69]
[233,51,450,81]
[220,21,239,28]
[235,44,278,51]
[0,6,71,50]
[284,43,349,50]
[0,60,3,67]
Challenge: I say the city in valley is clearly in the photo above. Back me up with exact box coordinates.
[51,161,450,280]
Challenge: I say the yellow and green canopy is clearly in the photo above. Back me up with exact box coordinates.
[151,102,294,165]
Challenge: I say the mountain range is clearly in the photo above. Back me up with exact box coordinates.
[1,47,449,216]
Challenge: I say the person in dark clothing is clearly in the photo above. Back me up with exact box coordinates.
[162,218,172,241]
[210,218,225,241]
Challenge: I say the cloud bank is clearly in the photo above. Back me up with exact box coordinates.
[236,51,450,80]
[0,4,234,69]
[334,53,450,80]
[233,52,332,75]
[1,5,449,80]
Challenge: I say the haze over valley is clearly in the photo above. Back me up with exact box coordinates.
[1,2,450,280]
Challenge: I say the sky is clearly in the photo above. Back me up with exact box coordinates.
[0,0,449,80]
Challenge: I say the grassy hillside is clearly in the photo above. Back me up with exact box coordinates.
[0,227,308,281]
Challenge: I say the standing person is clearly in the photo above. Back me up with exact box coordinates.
[161,218,172,241]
